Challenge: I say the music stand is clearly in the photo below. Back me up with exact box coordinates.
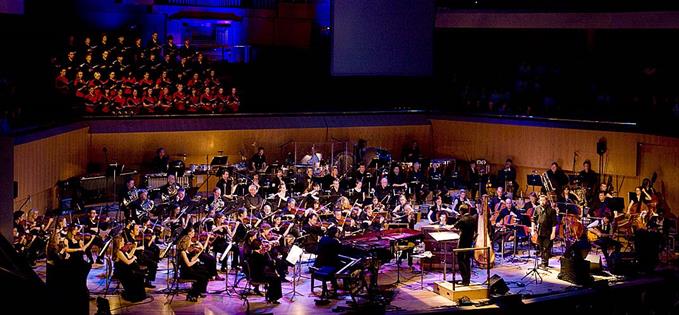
[429,231,460,282]
[106,163,124,220]
[284,245,305,301]
[527,174,541,193]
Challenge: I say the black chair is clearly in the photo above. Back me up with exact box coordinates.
[164,246,196,305]
[310,266,336,304]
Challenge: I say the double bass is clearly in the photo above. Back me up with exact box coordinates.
[473,195,495,268]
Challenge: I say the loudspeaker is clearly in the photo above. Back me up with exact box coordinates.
[558,257,593,286]
[488,274,509,295]
[597,138,607,155]
[585,253,602,274]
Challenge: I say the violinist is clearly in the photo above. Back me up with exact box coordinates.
[177,227,211,302]
[392,194,410,217]
[361,204,384,231]
[210,214,229,271]
[328,209,343,225]
[225,209,248,270]
[80,208,106,264]
[163,203,189,236]
[257,204,275,224]
[303,214,324,239]
[244,184,265,213]
[48,228,89,314]
[281,197,298,217]
[191,229,222,281]
[248,237,283,304]
[64,224,95,284]
[111,236,147,302]
[123,222,157,288]
[46,231,70,306]
[260,223,290,279]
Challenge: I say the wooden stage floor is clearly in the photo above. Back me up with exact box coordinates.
[33,244,631,315]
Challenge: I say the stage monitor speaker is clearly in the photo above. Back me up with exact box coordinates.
[488,274,509,295]
[558,257,593,286]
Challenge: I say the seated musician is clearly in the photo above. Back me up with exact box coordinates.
[589,191,612,219]
[329,178,343,198]
[160,174,180,199]
[260,223,290,279]
[251,147,267,172]
[271,183,288,209]
[496,159,517,193]
[175,187,192,209]
[124,221,158,288]
[248,237,283,304]
[281,197,298,216]
[433,212,453,226]
[64,224,95,284]
[225,209,249,270]
[128,189,152,224]
[216,169,235,199]
[586,215,621,265]
[394,202,420,272]
[258,204,275,224]
[427,195,446,223]
[346,180,365,205]
[328,209,343,225]
[627,186,649,217]
[303,214,325,238]
[210,214,230,271]
[163,203,189,236]
[177,227,211,302]
[392,194,410,217]
[389,166,408,195]
[302,182,322,206]
[314,226,342,295]
[353,163,369,188]
[244,184,265,213]
[80,208,106,264]
[374,177,392,205]
[490,186,507,210]
[360,204,384,231]
[323,166,340,190]
[111,236,147,302]
[226,87,240,112]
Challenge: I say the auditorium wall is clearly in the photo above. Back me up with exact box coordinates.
[13,127,89,212]
[10,117,679,218]
[430,120,679,216]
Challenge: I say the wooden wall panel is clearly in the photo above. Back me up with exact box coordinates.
[13,127,89,213]
[89,125,432,170]
[431,119,679,216]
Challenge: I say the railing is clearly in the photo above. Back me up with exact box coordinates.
[155,0,278,9]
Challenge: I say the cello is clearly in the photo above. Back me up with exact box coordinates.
[473,195,495,268]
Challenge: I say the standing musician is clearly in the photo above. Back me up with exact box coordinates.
[80,209,106,265]
[453,204,477,286]
[251,147,267,172]
[177,227,211,302]
[408,161,427,203]
[546,162,569,196]
[244,185,265,215]
[389,166,408,195]
[401,141,421,163]
[496,159,517,193]
[151,147,169,173]
[111,236,147,302]
[578,160,599,204]
[532,195,557,269]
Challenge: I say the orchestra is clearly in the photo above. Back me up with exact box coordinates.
[13,139,675,311]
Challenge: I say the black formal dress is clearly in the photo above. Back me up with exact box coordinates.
[453,213,477,285]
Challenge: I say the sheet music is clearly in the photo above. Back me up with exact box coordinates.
[286,245,304,265]
[428,231,460,242]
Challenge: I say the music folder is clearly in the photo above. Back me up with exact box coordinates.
[429,231,460,242]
